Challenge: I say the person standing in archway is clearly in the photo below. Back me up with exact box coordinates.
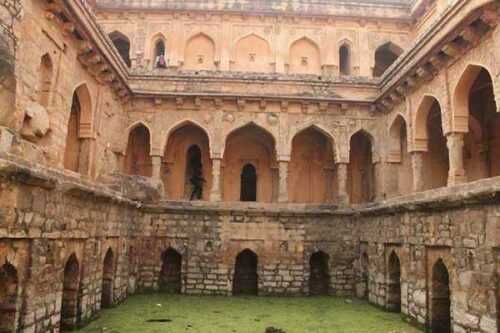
[190,161,205,200]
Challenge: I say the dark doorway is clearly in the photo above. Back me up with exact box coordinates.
[185,145,203,200]
[61,254,80,331]
[387,251,401,312]
[109,31,131,67]
[309,251,330,296]
[339,44,351,76]
[159,248,182,293]
[233,249,258,295]
[240,164,257,202]
[360,252,369,299]
[0,262,17,333]
[431,259,451,333]
[101,248,114,308]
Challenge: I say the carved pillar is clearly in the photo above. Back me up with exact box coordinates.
[410,151,424,192]
[210,158,222,202]
[278,161,289,203]
[446,132,466,186]
[336,162,349,206]
[151,155,162,180]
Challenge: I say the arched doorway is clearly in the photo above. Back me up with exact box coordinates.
[0,262,17,333]
[154,39,167,68]
[240,164,257,202]
[431,259,451,333]
[64,93,82,173]
[61,254,80,331]
[185,145,203,200]
[159,248,182,293]
[163,123,212,201]
[309,251,330,296]
[389,116,412,196]
[459,67,500,181]
[109,31,131,67]
[387,252,401,312]
[339,44,351,76]
[124,124,152,177]
[373,42,403,77]
[348,131,375,204]
[101,248,114,308]
[233,249,258,296]
[359,252,369,299]
[223,124,277,202]
[289,127,335,203]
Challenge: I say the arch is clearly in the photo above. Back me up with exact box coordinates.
[184,32,216,71]
[309,251,330,296]
[431,259,451,333]
[339,43,351,76]
[109,31,131,68]
[223,123,277,202]
[359,252,369,299]
[387,251,401,312]
[150,33,168,68]
[124,123,152,177]
[101,248,114,308]
[61,254,80,330]
[163,119,212,154]
[348,130,375,204]
[415,96,449,190]
[163,121,212,201]
[289,126,336,203]
[38,53,53,107]
[0,262,18,333]
[389,114,412,196]
[233,249,258,296]
[232,33,272,72]
[159,248,182,293]
[457,65,500,180]
[240,163,257,202]
[414,95,442,151]
[373,42,403,77]
[289,36,321,75]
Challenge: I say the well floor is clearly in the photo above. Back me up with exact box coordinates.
[75,294,423,333]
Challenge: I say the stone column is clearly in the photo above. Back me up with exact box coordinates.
[151,155,162,181]
[446,132,466,186]
[210,158,222,202]
[278,161,289,203]
[336,162,349,206]
[410,151,424,192]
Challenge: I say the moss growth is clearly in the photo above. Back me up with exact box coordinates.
[76,294,422,333]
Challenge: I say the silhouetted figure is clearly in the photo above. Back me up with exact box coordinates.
[190,164,205,200]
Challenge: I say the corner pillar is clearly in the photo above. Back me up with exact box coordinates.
[446,132,466,186]
[210,158,222,202]
[336,162,349,206]
[410,151,424,192]
[278,160,289,203]
[151,155,162,181]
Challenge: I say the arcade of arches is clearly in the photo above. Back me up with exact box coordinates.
[1,0,500,332]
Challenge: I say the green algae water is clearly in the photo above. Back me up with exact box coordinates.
[76,295,422,333]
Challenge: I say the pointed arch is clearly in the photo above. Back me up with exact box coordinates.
[289,36,321,75]
[101,248,114,308]
[338,40,352,76]
[289,125,336,203]
[232,33,272,72]
[223,122,277,203]
[373,41,403,77]
[184,32,216,70]
[388,114,408,163]
[348,129,375,204]
[389,114,412,196]
[233,249,258,296]
[109,31,131,68]
[387,251,401,312]
[309,251,330,296]
[125,123,152,177]
[149,33,168,69]
[414,95,442,151]
[163,119,212,155]
[61,254,80,330]
[163,120,212,201]
[38,53,54,107]
[159,248,182,293]
[431,259,451,333]
[289,123,337,160]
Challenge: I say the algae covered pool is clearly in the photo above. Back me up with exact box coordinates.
[75,294,422,333]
